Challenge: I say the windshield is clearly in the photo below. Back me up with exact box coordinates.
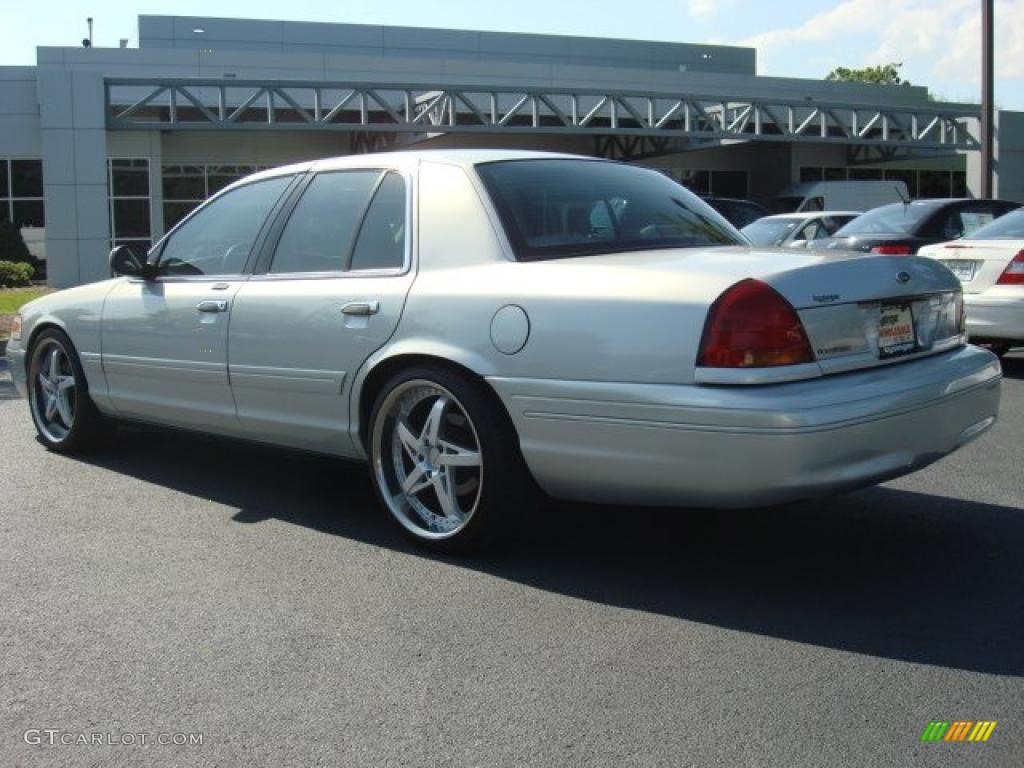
[476,159,744,260]
[705,199,766,228]
[963,208,1024,240]
[741,217,802,246]
[833,202,940,236]
[773,196,804,213]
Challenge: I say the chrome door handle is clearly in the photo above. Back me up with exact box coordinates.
[196,300,229,313]
[341,301,380,317]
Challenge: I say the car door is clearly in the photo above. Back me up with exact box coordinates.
[101,174,295,432]
[228,168,415,455]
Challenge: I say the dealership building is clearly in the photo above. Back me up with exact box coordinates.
[1,14,1022,287]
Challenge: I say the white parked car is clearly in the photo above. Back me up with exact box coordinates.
[741,211,861,248]
[918,209,1024,357]
[7,151,1001,550]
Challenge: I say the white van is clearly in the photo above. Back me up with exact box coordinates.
[775,180,910,213]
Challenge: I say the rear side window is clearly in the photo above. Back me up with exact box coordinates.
[477,159,741,261]
[963,208,1024,239]
[271,171,380,273]
[158,175,292,276]
[350,172,407,271]
[835,202,940,236]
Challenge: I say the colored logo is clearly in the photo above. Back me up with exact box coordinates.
[921,721,997,742]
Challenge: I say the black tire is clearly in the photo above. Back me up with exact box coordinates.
[367,365,530,552]
[27,327,115,453]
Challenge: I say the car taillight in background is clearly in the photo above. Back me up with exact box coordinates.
[697,279,815,368]
[870,244,913,255]
[996,250,1024,285]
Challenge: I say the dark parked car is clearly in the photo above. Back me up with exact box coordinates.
[702,197,769,229]
[809,198,1021,255]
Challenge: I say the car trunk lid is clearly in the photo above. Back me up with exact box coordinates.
[918,239,1024,293]
[550,247,965,381]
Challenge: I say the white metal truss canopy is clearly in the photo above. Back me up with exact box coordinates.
[105,77,981,150]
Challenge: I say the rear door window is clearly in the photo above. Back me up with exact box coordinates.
[349,173,408,271]
[270,171,380,274]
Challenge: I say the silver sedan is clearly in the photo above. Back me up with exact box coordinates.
[7,151,1001,550]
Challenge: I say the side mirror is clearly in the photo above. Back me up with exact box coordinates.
[785,239,809,248]
[109,245,154,279]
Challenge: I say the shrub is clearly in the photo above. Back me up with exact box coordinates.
[0,220,34,265]
[0,260,35,287]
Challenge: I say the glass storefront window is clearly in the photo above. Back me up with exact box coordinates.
[848,168,884,180]
[0,159,45,262]
[11,159,44,197]
[108,158,152,251]
[161,163,266,234]
[919,170,953,198]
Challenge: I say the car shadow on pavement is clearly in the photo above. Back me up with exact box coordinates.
[65,422,1024,678]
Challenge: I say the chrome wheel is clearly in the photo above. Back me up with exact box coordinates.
[30,339,78,443]
[372,380,484,540]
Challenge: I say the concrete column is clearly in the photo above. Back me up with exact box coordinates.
[965,110,1024,203]
[994,111,1024,203]
[37,68,110,288]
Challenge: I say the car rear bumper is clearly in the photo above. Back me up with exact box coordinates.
[965,291,1024,342]
[487,345,1001,508]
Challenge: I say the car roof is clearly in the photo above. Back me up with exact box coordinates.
[757,211,862,221]
[246,149,592,182]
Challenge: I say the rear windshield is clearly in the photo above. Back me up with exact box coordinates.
[834,202,940,236]
[741,217,801,246]
[964,208,1024,240]
[476,159,743,260]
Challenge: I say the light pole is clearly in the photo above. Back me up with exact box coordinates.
[980,0,994,198]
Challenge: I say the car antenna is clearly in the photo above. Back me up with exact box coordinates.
[894,184,910,207]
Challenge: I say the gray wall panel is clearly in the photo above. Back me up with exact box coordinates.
[0,116,42,156]
[78,237,112,284]
[39,186,77,239]
[284,21,384,47]
[74,185,110,240]
[45,239,78,288]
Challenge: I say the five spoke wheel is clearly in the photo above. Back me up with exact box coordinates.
[372,379,485,541]
[30,340,77,442]
[27,328,114,452]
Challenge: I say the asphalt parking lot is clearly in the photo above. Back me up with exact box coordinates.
[1,353,1022,768]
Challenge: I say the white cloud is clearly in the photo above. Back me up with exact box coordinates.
[734,0,892,53]
[687,0,734,18]
[728,0,1024,106]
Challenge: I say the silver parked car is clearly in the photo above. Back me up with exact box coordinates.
[741,211,861,248]
[7,151,1001,550]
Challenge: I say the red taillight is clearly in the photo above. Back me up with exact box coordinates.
[870,244,912,255]
[996,249,1024,285]
[697,279,815,368]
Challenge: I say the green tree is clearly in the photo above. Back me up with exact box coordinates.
[0,220,34,266]
[826,62,908,86]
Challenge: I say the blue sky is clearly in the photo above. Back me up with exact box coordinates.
[4,0,1023,109]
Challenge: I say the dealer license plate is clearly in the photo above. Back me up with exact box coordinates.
[878,303,917,357]
[940,259,978,283]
